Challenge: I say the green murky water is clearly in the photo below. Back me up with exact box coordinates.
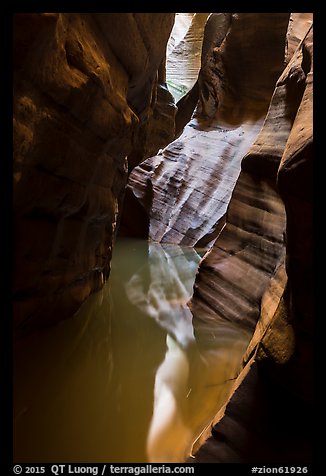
[14,238,252,463]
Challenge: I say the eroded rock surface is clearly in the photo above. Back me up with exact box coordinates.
[127,13,290,247]
[191,174,286,333]
[166,13,210,102]
[285,13,313,64]
[13,13,175,330]
[276,25,313,402]
[190,22,313,463]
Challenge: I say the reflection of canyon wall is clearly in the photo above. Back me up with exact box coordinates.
[118,241,253,463]
[13,245,167,463]
[125,242,201,348]
[146,326,252,463]
[13,13,175,330]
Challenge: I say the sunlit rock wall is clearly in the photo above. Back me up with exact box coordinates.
[166,13,210,102]
[13,13,175,330]
[127,13,290,246]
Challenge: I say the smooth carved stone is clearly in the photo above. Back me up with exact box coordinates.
[166,13,210,102]
[13,13,175,330]
[128,118,266,247]
[241,19,311,177]
[276,26,313,401]
[126,59,177,172]
[190,14,310,362]
[285,13,313,64]
[167,13,194,57]
[199,13,291,121]
[191,263,312,463]
[127,13,290,247]
[191,173,286,338]
[190,358,313,463]
[191,22,313,462]
[173,13,232,143]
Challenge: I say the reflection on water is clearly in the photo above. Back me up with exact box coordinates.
[14,238,252,463]
[124,243,199,348]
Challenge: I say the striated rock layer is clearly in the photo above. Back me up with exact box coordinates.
[191,21,313,463]
[166,13,210,102]
[191,174,286,335]
[13,13,175,330]
[126,13,291,247]
[285,13,313,64]
[276,24,313,402]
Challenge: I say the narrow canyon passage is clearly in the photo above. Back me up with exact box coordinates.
[13,12,313,466]
[125,13,293,247]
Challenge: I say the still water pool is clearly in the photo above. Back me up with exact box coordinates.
[14,238,252,463]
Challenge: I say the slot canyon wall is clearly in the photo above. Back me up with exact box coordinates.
[13,13,176,330]
[189,15,313,462]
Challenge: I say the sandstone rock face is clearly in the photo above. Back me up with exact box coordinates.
[126,59,177,173]
[285,13,313,64]
[166,13,210,102]
[190,21,313,462]
[191,174,286,333]
[167,13,193,57]
[127,13,290,247]
[276,25,313,401]
[13,13,175,330]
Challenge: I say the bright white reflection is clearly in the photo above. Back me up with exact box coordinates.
[147,334,193,462]
[145,326,252,462]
